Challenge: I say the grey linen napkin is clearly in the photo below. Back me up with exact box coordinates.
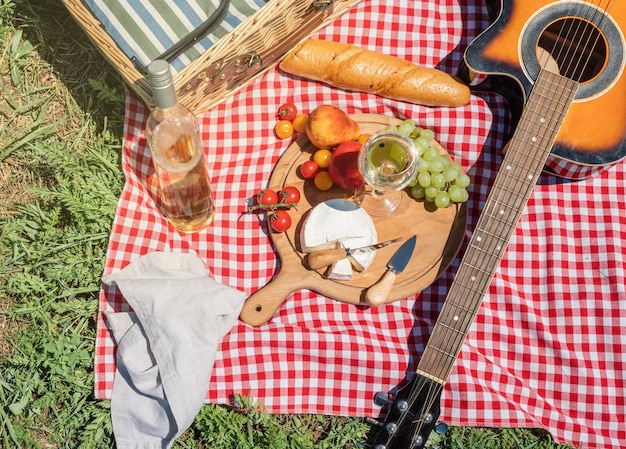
[102,252,246,449]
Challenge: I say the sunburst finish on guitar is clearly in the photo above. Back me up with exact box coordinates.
[466,0,626,178]
[367,2,625,448]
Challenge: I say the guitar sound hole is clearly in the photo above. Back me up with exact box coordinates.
[537,18,607,83]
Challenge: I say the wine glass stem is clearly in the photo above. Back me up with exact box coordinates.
[372,189,385,199]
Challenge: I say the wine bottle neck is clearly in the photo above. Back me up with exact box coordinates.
[153,86,177,110]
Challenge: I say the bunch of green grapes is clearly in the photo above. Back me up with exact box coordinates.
[390,119,471,209]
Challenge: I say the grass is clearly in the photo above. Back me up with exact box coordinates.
[0,0,577,447]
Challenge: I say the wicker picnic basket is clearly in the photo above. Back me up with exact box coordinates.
[62,0,362,115]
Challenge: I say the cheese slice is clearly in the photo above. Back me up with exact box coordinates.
[300,199,377,280]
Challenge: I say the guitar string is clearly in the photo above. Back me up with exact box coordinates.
[549,1,594,77]
[539,2,576,70]
[563,1,611,81]
[576,0,615,80]
[550,0,613,82]
[400,377,444,447]
[375,374,440,447]
[394,2,610,446]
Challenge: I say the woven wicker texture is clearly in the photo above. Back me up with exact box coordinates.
[63,0,362,114]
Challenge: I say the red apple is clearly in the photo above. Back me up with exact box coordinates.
[328,141,365,190]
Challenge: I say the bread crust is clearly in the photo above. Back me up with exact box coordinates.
[280,40,470,107]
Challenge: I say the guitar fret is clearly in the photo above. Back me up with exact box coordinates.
[423,344,456,365]
[471,217,519,252]
[497,162,541,194]
[480,208,520,229]
[500,155,543,177]
[510,129,558,160]
[513,116,559,140]
[416,69,579,382]
[524,102,569,129]
[455,261,495,291]
[468,229,508,261]
[453,279,490,297]
[437,304,474,326]
[467,239,509,265]
[437,320,467,332]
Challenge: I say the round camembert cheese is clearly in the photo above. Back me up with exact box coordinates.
[300,199,377,280]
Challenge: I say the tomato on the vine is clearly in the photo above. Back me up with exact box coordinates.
[279,186,301,205]
[275,120,294,139]
[277,103,297,121]
[299,160,319,179]
[270,210,292,232]
[257,189,279,206]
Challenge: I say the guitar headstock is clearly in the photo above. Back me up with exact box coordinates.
[366,374,446,449]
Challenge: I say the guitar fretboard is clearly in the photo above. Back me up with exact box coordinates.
[417,69,579,384]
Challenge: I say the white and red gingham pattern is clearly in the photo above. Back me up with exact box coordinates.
[95,2,626,448]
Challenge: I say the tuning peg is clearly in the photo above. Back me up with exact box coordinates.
[425,422,450,449]
[373,391,392,407]
[365,417,384,427]
[435,421,449,435]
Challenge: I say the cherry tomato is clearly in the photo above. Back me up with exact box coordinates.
[292,113,309,133]
[279,185,301,205]
[257,189,279,206]
[314,171,333,191]
[275,120,294,139]
[313,149,332,168]
[270,210,292,232]
[299,160,319,179]
[277,103,297,121]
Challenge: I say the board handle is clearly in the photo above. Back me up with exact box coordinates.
[239,270,298,326]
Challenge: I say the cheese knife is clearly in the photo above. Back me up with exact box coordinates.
[306,237,402,270]
[365,234,417,307]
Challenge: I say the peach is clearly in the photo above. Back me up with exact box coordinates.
[328,141,365,190]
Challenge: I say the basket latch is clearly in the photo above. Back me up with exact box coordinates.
[179,0,335,98]
[312,0,333,11]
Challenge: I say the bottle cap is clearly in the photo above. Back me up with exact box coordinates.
[147,60,176,108]
[147,60,173,87]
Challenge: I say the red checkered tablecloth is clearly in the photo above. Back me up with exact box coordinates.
[95,1,626,448]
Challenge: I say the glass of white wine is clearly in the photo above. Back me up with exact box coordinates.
[356,129,419,216]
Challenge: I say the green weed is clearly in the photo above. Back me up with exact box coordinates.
[191,396,369,448]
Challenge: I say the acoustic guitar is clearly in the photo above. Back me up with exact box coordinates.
[366,1,626,448]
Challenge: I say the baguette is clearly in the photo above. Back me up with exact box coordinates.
[279,40,470,107]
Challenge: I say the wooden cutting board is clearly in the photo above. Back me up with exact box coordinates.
[239,114,467,326]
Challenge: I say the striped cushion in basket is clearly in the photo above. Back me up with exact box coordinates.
[83,0,267,74]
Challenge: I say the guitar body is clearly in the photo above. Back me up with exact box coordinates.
[465,0,626,178]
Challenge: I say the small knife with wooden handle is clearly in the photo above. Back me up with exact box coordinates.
[365,234,417,307]
[306,237,402,270]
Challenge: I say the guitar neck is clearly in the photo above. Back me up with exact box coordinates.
[417,69,579,384]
